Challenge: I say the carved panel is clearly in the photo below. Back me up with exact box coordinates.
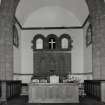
[33,51,71,77]
[32,34,73,51]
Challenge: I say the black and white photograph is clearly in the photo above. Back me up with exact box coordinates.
[0,0,105,105]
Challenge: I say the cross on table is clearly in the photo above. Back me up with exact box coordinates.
[49,38,56,49]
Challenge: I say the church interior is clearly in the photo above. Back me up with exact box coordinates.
[0,0,105,105]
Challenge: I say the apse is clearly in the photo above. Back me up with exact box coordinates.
[23,6,81,27]
[16,0,89,26]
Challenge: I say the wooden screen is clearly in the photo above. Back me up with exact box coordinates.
[33,51,71,77]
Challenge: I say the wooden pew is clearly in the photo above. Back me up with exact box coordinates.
[84,80,105,102]
[0,80,21,103]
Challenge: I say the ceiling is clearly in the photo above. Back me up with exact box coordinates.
[3,0,89,27]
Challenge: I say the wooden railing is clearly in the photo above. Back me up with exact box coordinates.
[84,80,101,100]
[0,80,21,102]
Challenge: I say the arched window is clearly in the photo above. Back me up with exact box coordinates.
[36,38,43,49]
[49,38,56,49]
[47,34,58,50]
[61,38,68,49]
[60,34,73,50]
[32,34,45,50]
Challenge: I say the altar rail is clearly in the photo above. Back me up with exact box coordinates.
[84,80,105,102]
[0,80,21,102]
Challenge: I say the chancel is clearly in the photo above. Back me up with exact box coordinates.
[1,0,105,105]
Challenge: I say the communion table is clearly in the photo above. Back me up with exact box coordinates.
[28,83,79,103]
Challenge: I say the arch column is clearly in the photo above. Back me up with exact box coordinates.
[86,0,105,79]
[0,0,20,80]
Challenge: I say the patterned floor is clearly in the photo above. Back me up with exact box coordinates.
[2,96,105,105]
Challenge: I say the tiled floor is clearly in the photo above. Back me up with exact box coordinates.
[2,96,105,105]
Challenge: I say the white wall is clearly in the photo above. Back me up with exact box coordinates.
[83,22,92,80]
[20,29,84,83]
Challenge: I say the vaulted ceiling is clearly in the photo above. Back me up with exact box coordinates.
[15,0,89,27]
[2,0,89,27]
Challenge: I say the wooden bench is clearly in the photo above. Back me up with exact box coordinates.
[84,80,105,102]
[0,80,21,103]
